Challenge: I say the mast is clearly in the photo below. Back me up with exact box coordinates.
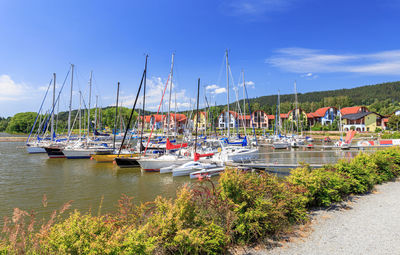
[225,50,230,137]
[79,91,82,138]
[140,56,148,154]
[161,88,164,135]
[242,70,247,136]
[294,80,299,133]
[94,95,98,132]
[194,78,200,154]
[118,55,147,156]
[87,71,92,142]
[51,73,56,141]
[68,64,74,139]
[278,90,281,135]
[113,82,120,150]
[174,92,177,136]
[167,53,175,137]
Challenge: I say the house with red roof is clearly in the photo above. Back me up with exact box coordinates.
[164,113,187,131]
[251,110,270,128]
[237,114,252,128]
[139,114,166,130]
[307,107,340,126]
[218,110,239,129]
[340,106,368,115]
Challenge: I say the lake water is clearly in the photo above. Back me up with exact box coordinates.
[0,141,363,221]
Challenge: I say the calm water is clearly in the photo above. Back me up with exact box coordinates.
[0,141,363,220]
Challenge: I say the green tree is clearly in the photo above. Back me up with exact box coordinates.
[6,112,37,133]
[388,115,400,130]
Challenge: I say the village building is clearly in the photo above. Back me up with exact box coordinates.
[340,106,369,115]
[306,107,340,126]
[193,111,208,130]
[251,110,269,128]
[164,113,187,132]
[237,114,251,128]
[218,110,238,129]
[342,111,383,132]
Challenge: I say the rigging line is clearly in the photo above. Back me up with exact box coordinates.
[118,58,146,157]
[41,68,71,134]
[27,77,53,143]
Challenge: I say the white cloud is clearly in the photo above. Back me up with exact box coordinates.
[0,75,30,101]
[206,84,219,90]
[300,72,318,79]
[119,76,194,111]
[245,80,255,88]
[266,48,400,75]
[205,84,228,95]
[214,87,227,94]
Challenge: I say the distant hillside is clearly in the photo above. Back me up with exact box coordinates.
[249,81,400,107]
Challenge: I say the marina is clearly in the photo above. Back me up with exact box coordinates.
[1,135,365,221]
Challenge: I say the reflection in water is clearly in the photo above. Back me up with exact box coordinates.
[0,142,374,221]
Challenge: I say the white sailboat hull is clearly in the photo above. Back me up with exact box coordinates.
[172,162,217,177]
[190,167,225,179]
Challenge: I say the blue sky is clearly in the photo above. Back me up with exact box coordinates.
[1,0,400,117]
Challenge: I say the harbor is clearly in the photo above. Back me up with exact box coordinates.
[0,136,367,220]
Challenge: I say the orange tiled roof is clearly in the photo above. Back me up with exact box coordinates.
[152,114,165,122]
[219,110,239,119]
[341,106,367,115]
[313,107,331,117]
[307,113,316,118]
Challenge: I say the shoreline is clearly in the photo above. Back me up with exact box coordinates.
[0,137,27,142]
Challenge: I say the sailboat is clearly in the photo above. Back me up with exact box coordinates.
[115,55,148,168]
[43,72,68,158]
[137,53,193,172]
[91,82,139,162]
[272,90,290,149]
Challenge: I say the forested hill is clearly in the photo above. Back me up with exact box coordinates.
[250,81,400,107]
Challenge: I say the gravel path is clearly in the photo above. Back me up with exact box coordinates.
[255,180,400,255]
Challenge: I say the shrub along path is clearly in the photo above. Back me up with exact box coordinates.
[259,180,400,255]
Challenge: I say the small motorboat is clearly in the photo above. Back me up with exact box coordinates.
[160,164,178,174]
[190,167,225,179]
[172,161,218,177]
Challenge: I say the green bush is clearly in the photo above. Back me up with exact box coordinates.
[335,153,378,194]
[371,148,400,183]
[287,165,351,207]
[43,211,115,254]
[219,168,307,243]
